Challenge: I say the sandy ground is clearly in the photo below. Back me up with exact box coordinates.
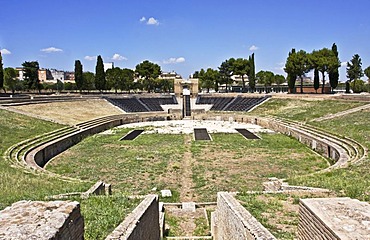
[10,99,123,125]
[115,120,274,134]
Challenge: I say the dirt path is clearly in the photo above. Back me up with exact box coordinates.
[311,103,370,122]
[180,134,196,202]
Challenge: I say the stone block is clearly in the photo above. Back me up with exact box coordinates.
[182,202,196,212]
[161,189,172,197]
[0,200,84,240]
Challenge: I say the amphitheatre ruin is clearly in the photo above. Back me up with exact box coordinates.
[0,88,370,240]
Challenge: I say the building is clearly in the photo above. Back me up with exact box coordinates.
[64,72,75,83]
[38,69,53,83]
[104,62,114,72]
[49,69,65,82]
[160,71,182,80]
[15,67,25,80]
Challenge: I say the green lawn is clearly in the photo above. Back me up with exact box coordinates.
[0,109,139,239]
[250,98,365,122]
[47,128,327,202]
[47,128,186,201]
[0,109,89,209]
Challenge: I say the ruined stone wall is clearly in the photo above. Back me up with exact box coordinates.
[298,198,370,240]
[105,194,160,240]
[0,200,84,240]
[213,192,276,240]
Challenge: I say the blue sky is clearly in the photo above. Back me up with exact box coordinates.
[1,0,369,81]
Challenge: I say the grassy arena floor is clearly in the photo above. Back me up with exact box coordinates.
[46,128,328,202]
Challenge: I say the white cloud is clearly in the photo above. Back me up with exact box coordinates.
[249,45,259,51]
[0,48,11,55]
[112,53,127,61]
[40,47,63,53]
[147,17,159,25]
[341,62,348,67]
[139,16,146,22]
[84,55,96,61]
[163,57,186,64]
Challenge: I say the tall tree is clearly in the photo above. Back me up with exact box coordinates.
[199,68,219,93]
[364,66,370,83]
[365,66,370,92]
[83,72,95,92]
[219,58,234,92]
[256,70,274,87]
[285,49,310,93]
[4,67,17,94]
[74,60,83,92]
[135,60,161,93]
[121,68,134,92]
[106,67,122,93]
[346,54,363,91]
[329,43,340,91]
[95,55,106,92]
[248,53,256,91]
[232,58,249,90]
[314,68,320,93]
[311,48,337,93]
[274,74,286,86]
[0,52,3,92]
[22,61,40,91]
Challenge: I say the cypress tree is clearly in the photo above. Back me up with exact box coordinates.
[74,60,83,92]
[314,68,320,93]
[248,53,256,91]
[95,55,106,92]
[0,52,4,92]
[329,43,340,90]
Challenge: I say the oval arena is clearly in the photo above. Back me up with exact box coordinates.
[0,93,369,240]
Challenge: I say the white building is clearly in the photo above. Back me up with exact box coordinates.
[49,69,65,81]
[104,62,114,72]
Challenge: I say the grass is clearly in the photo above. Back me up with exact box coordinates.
[0,109,139,239]
[288,109,370,201]
[191,133,328,201]
[0,109,89,209]
[237,192,333,240]
[250,98,365,122]
[47,128,186,199]
[71,195,140,240]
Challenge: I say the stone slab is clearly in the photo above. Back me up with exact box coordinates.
[161,189,172,197]
[299,198,370,240]
[182,202,196,212]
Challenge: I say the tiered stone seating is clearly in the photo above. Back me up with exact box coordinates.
[224,96,270,111]
[196,96,270,112]
[140,96,177,111]
[196,96,234,111]
[105,98,149,112]
[106,96,178,112]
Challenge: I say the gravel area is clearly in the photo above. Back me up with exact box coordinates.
[115,120,274,134]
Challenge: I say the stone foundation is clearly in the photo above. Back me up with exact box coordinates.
[212,192,276,240]
[106,194,160,240]
[0,200,84,240]
[298,198,370,240]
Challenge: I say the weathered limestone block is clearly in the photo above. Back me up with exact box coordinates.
[0,200,84,240]
[213,192,276,240]
[106,194,159,240]
[299,198,370,240]
[262,177,283,192]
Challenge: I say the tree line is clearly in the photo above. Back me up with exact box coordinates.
[193,54,287,93]
[1,50,370,94]
[285,43,370,93]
